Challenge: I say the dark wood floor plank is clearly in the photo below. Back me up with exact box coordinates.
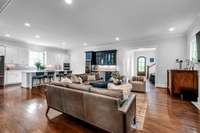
[0,85,199,133]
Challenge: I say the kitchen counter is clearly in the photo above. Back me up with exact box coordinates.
[21,70,69,89]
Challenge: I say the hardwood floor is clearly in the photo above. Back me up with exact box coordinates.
[0,85,199,133]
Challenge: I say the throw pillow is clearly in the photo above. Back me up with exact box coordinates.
[71,75,82,84]
[87,75,96,81]
[90,82,108,88]
[61,77,72,83]
[107,83,131,100]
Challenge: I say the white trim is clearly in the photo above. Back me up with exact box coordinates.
[192,101,200,110]
[155,83,167,88]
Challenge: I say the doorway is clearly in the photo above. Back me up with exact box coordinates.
[137,56,146,76]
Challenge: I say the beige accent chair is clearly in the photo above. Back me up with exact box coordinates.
[45,83,136,133]
[129,76,146,93]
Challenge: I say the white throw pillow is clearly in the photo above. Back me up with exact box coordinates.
[61,77,72,83]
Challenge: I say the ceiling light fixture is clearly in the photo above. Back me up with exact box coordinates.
[24,22,31,27]
[5,34,10,37]
[35,35,40,39]
[168,27,175,32]
[62,42,66,45]
[64,0,72,5]
[83,43,88,46]
[115,37,120,41]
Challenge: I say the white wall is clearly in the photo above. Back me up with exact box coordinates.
[70,48,85,74]
[133,50,156,76]
[0,38,70,69]
[70,35,187,87]
[186,16,200,59]
[186,16,200,105]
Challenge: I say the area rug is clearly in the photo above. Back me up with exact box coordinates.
[131,93,148,131]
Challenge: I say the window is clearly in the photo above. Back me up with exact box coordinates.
[190,36,197,62]
[137,56,146,76]
[29,50,46,67]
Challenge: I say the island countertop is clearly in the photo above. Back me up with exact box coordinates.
[21,70,68,73]
[21,70,70,89]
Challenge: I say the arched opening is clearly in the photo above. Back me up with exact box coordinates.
[137,56,146,76]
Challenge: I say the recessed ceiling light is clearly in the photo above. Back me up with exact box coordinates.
[83,43,88,46]
[5,34,10,37]
[168,27,175,32]
[24,22,31,27]
[35,35,40,39]
[64,0,72,5]
[115,37,120,41]
[62,42,66,45]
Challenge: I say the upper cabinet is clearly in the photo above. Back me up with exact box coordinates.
[86,50,117,65]
[5,47,28,65]
[86,52,96,65]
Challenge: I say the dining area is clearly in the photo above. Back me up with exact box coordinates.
[21,70,72,89]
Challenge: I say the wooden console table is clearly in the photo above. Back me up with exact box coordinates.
[167,69,198,96]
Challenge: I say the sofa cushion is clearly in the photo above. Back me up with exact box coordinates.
[68,83,92,92]
[132,76,138,81]
[137,76,145,81]
[131,81,143,84]
[90,87,123,99]
[51,81,69,87]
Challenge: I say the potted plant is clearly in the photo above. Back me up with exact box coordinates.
[35,62,41,70]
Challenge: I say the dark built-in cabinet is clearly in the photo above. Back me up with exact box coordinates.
[96,50,117,65]
[85,50,117,73]
[0,56,5,87]
[85,52,96,73]
[86,52,96,65]
[86,50,117,66]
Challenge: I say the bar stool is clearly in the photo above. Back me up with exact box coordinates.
[32,72,45,87]
[57,71,65,81]
[46,71,55,83]
[66,70,72,78]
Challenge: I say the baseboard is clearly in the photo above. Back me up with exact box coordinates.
[5,83,21,87]
[155,83,167,89]
[192,101,200,110]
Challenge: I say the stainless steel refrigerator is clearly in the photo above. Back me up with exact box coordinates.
[0,56,5,87]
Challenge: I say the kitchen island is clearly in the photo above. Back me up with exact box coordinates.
[21,70,69,89]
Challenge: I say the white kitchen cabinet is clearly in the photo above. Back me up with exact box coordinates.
[5,70,22,85]
[0,46,5,56]
[5,47,29,65]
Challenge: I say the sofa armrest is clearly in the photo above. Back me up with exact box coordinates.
[118,93,136,113]
[118,93,136,133]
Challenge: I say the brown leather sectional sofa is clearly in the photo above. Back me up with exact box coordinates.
[45,82,136,133]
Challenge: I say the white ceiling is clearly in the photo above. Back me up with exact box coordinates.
[0,0,200,49]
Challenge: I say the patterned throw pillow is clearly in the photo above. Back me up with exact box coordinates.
[87,75,96,81]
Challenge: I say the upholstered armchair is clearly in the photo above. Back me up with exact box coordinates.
[129,76,146,93]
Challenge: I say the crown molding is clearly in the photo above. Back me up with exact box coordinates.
[0,36,69,52]
[81,33,186,49]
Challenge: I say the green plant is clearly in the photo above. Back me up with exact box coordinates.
[35,62,42,70]
[40,65,45,70]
